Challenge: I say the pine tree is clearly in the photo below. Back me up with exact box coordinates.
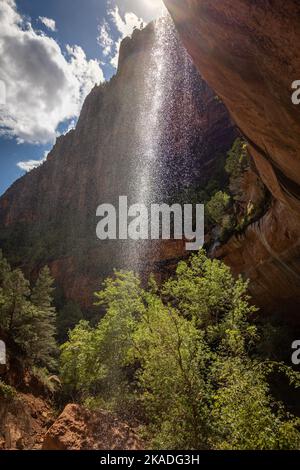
[30,266,58,369]
[2,268,30,333]
[0,254,58,371]
[0,250,11,319]
[0,250,11,283]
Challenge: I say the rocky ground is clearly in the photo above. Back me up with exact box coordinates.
[0,392,54,450]
[42,404,144,451]
[0,395,144,450]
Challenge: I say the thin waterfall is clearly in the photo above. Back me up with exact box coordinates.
[126,13,201,270]
[133,15,174,207]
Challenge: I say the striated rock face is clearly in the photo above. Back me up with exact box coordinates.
[0,20,236,309]
[164,0,300,316]
[42,404,144,450]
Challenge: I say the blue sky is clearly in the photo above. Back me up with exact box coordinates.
[0,0,164,195]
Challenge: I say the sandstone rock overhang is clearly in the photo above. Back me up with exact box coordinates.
[164,0,300,213]
[164,0,300,318]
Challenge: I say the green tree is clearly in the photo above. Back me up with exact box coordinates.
[30,266,58,369]
[61,271,145,409]
[60,251,300,450]
[0,254,57,371]
[1,267,30,333]
[128,294,212,449]
[60,320,96,399]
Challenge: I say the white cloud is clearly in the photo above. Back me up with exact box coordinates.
[98,20,113,56]
[17,150,49,172]
[114,0,164,22]
[17,159,43,172]
[98,5,144,69]
[0,0,104,144]
[111,7,144,37]
[63,119,77,134]
[38,16,57,32]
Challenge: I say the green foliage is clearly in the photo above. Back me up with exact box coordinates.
[60,272,145,409]
[0,251,58,370]
[30,267,58,368]
[162,251,257,338]
[206,191,236,238]
[206,191,231,225]
[60,251,300,450]
[210,357,300,449]
[128,297,212,449]
[0,380,17,401]
[60,320,98,398]
[225,138,250,179]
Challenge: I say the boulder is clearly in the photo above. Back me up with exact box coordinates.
[42,404,144,450]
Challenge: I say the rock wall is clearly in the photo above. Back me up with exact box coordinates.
[164,0,300,316]
[215,200,300,318]
[164,0,300,212]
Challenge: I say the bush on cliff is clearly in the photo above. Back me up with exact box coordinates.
[60,250,300,450]
[225,138,250,180]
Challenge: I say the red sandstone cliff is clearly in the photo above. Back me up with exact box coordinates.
[164,0,300,316]
[0,20,236,310]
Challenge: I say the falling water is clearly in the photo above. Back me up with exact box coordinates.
[133,15,172,206]
[127,12,202,270]
[133,14,198,202]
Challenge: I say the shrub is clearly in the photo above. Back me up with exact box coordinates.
[225,138,250,179]
[206,191,231,226]
[0,380,17,401]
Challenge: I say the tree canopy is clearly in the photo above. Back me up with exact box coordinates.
[60,250,300,450]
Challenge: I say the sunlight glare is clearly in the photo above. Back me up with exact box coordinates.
[143,0,166,14]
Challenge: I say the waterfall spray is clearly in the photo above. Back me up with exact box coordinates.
[125,13,201,270]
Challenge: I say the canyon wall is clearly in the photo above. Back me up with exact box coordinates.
[164,0,300,317]
[0,20,236,309]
